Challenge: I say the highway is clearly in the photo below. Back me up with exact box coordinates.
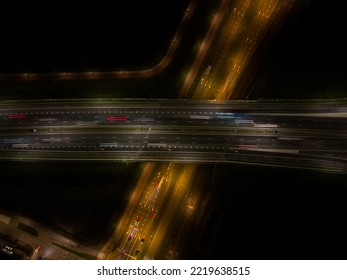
[180,0,297,100]
[98,162,200,260]
[0,0,340,262]
[1,98,347,173]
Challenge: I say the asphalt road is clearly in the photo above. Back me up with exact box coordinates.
[1,99,346,173]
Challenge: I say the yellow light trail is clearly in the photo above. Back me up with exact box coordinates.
[144,164,197,259]
[181,0,296,100]
[100,0,299,260]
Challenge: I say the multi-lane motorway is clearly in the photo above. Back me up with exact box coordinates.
[1,98,347,173]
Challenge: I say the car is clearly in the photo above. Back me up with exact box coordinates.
[30,129,37,132]
[7,113,27,119]
[107,116,128,121]
[140,237,145,243]
[135,249,140,255]
[135,216,141,226]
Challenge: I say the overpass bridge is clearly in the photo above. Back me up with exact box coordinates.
[1,98,346,173]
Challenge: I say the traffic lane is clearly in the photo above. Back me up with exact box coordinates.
[0,149,345,173]
[1,99,346,116]
[1,129,347,152]
[1,101,347,124]
[115,166,173,259]
[2,111,347,136]
[0,131,276,149]
[2,113,347,139]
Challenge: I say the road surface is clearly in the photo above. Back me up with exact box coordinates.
[0,98,346,173]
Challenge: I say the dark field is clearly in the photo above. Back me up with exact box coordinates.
[1,159,347,259]
[0,160,141,246]
[183,164,347,260]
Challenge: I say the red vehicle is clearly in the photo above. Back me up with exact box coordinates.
[106,116,128,121]
[7,113,28,119]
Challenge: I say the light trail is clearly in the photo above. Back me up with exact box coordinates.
[180,0,297,100]
[100,0,300,260]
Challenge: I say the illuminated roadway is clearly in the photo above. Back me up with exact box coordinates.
[1,98,347,173]
[0,0,328,261]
